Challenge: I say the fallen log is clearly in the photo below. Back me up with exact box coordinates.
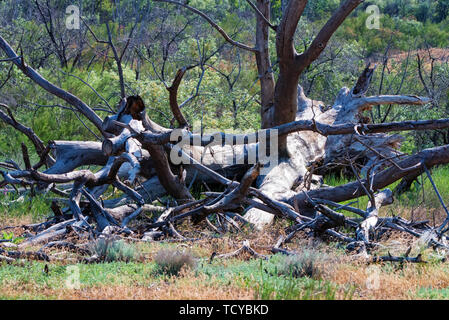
[290,144,449,209]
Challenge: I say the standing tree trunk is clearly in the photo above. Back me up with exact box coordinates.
[255,0,275,129]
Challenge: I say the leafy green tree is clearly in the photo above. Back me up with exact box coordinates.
[415,1,431,22]
[434,0,449,22]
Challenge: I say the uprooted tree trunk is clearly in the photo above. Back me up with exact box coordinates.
[244,64,430,228]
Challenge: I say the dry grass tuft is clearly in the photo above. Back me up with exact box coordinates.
[153,248,196,276]
[275,248,336,280]
[0,277,254,300]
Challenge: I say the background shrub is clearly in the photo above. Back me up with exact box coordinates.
[275,249,334,280]
[89,238,139,263]
[153,248,196,276]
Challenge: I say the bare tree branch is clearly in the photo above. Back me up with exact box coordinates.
[291,144,449,208]
[154,0,257,52]
[299,0,363,70]
[0,103,55,166]
[167,67,191,128]
[245,0,277,31]
[276,0,308,62]
[0,35,106,135]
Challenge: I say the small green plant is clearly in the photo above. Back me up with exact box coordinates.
[89,238,139,263]
[1,231,24,244]
[153,248,196,277]
[0,193,50,222]
[1,231,14,241]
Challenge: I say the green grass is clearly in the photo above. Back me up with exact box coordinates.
[1,165,449,299]
[273,249,331,279]
[246,259,343,300]
[0,191,51,222]
[198,253,353,300]
[0,230,25,244]
[0,242,448,300]
[417,287,449,299]
[3,252,449,300]
[0,251,350,300]
[0,260,157,289]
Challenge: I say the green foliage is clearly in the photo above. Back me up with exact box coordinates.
[0,260,154,293]
[270,0,283,21]
[89,238,140,263]
[435,0,449,23]
[0,0,447,162]
[200,253,353,300]
[0,192,50,222]
[1,231,24,244]
[303,0,340,21]
[336,11,449,54]
[247,257,343,300]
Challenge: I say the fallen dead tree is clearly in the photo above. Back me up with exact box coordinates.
[2,3,449,265]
